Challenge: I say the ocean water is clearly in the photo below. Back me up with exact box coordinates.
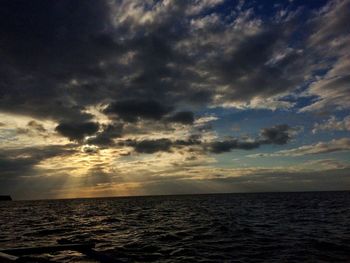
[1,192,350,262]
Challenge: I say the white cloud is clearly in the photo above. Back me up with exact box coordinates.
[301,55,350,112]
[302,159,349,170]
[194,115,219,125]
[301,0,350,112]
[312,115,350,133]
[248,138,350,157]
[187,0,225,15]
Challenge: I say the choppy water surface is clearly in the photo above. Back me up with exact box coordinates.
[1,192,350,262]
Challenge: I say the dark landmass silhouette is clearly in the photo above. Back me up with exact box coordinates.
[0,195,12,201]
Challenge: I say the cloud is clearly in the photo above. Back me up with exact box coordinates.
[1,141,349,200]
[1,0,350,199]
[308,0,350,46]
[187,0,225,15]
[207,140,260,154]
[55,122,99,141]
[0,145,75,178]
[0,0,116,122]
[0,155,38,176]
[202,166,350,193]
[120,124,298,154]
[104,99,173,122]
[313,115,350,133]
[206,124,299,153]
[301,58,350,112]
[123,138,172,154]
[301,0,350,112]
[82,145,99,154]
[194,115,218,125]
[175,134,202,146]
[166,111,195,125]
[303,159,349,170]
[250,138,350,157]
[259,124,300,145]
[11,120,48,137]
[86,123,123,146]
[27,120,46,133]
[2,0,345,129]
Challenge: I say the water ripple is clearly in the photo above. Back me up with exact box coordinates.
[1,192,350,262]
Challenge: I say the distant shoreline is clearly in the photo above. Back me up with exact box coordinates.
[11,190,350,202]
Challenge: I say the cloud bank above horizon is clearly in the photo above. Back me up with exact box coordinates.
[0,0,349,199]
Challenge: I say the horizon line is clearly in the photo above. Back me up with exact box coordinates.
[9,189,350,201]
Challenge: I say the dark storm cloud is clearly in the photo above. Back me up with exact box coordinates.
[55,122,99,141]
[0,145,76,178]
[0,0,348,145]
[104,99,195,125]
[86,123,123,146]
[0,156,38,175]
[120,134,203,154]
[0,0,118,122]
[0,0,337,127]
[207,140,238,154]
[209,28,300,101]
[259,124,294,145]
[121,124,297,154]
[166,111,195,125]
[207,140,261,154]
[104,99,173,122]
[206,124,298,153]
[175,134,202,146]
[127,139,173,154]
[119,135,199,154]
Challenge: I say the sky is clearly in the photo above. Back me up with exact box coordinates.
[0,0,349,200]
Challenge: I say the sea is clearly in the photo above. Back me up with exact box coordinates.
[1,192,350,262]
